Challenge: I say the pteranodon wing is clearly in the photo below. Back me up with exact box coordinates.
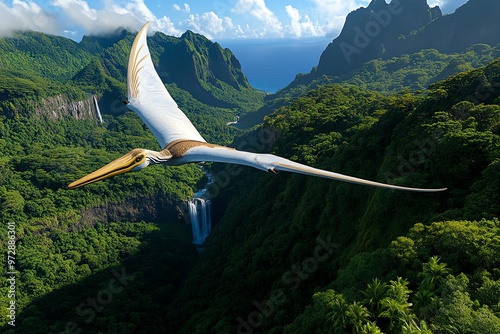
[126,22,206,148]
[182,146,447,192]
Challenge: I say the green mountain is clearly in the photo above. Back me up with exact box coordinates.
[239,44,500,128]
[165,58,500,334]
[1,13,500,334]
[154,30,253,108]
[317,0,500,77]
[238,0,500,128]
[0,29,263,142]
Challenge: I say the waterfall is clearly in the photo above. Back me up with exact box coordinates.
[93,96,104,123]
[188,198,212,245]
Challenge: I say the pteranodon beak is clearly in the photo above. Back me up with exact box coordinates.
[68,151,146,189]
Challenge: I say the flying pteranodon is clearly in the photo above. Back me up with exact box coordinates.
[68,22,446,192]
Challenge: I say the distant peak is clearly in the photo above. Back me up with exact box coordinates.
[368,0,388,9]
[181,30,200,38]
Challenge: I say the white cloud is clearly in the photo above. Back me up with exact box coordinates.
[310,0,369,36]
[181,11,230,39]
[232,0,283,37]
[180,12,242,40]
[427,0,445,7]
[0,0,60,37]
[285,5,322,38]
[51,0,182,36]
[286,5,301,37]
[173,3,190,13]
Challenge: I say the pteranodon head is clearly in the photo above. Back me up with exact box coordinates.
[68,148,171,189]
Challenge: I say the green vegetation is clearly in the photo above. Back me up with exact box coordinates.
[1,221,198,333]
[0,28,263,331]
[0,31,94,82]
[165,59,500,333]
[241,44,500,128]
[1,28,499,333]
[0,109,205,331]
[285,219,500,333]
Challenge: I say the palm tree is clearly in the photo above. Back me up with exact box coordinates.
[420,256,452,290]
[346,301,371,333]
[412,287,437,320]
[380,277,414,332]
[380,297,408,332]
[402,319,433,333]
[327,294,350,332]
[387,277,412,304]
[361,321,384,334]
[363,278,388,320]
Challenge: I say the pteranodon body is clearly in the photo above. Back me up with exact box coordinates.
[68,22,446,193]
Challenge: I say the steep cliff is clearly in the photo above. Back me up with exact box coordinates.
[316,0,500,77]
[317,0,442,76]
[0,27,262,122]
[70,195,183,232]
[402,0,500,53]
[32,95,97,121]
[155,30,252,108]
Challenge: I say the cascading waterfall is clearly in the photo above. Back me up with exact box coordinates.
[187,170,214,245]
[188,198,212,245]
[93,96,103,123]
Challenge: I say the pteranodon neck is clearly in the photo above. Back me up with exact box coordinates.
[165,139,231,159]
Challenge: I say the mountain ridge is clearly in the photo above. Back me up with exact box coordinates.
[0,28,262,119]
[316,0,500,77]
[236,0,500,128]
[317,0,443,76]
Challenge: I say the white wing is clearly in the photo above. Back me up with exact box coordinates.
[127,22,206,148]
[181,146,447,192]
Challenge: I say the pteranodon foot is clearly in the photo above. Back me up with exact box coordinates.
[268,168,278,174]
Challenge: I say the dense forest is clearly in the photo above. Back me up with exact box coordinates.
[1,2,500,332]
[0,27,262,332]
[1,53,499,333]
[166,60,500,333]
[240,44,500,128]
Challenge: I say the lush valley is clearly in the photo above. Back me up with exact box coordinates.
[240,0,500,128]
[0,26,262,332]
[1,0,500,333]
[167,60,500,333]
[240,44,500,128]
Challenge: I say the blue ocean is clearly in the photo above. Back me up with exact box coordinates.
[221,37,331,93]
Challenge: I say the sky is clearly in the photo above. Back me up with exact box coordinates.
[0,0,468,42]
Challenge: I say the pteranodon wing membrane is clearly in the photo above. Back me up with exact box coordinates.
[182,146,447,192]
[127,22,206,148]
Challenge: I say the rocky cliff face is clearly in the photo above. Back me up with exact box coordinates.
[27,195,184,236]
[33,95,97,121]
[317,0,500,77]
[155,30,251,107]
[317,0,442,76]
[73,195,182,231]
[402,0,500,54]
